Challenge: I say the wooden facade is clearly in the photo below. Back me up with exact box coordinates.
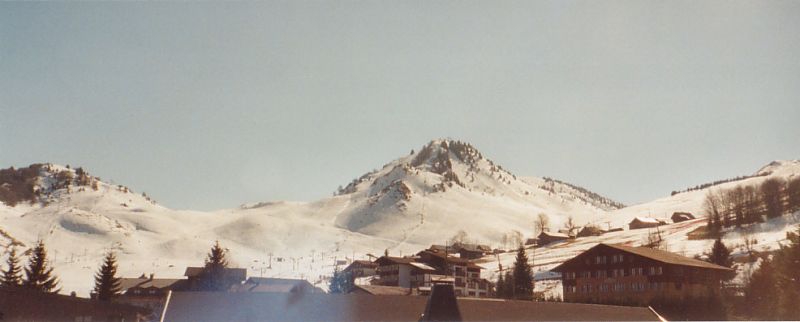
[553,243,732,306]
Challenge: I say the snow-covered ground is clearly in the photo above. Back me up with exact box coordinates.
[1,143,798,297]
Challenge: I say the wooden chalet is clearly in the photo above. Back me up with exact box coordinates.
[577,226,606,238]
[117,273,187,311]
[671,212,695,223]
[536,231,571,245]
[553,243,733,306]
[628,217,666,230]
[342,259,378,282]
[374,256,439,289]
[453,243,492,259]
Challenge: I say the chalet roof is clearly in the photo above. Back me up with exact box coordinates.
[184,267,247,280]
[119,277,186,291]
[538,231,570,238]
[375,256,417,265]
[455,243,492,253]
[410,262,437,271]
[630,217,661,224]
[161,292,660,321]
[352,285,415,296]
[417,250,484,269]
[552,243,734,272]
[344,260,377,271]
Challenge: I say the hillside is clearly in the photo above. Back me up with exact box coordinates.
[0,145,797,298]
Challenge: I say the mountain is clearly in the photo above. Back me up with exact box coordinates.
[325,139,621,241]
[0,142,797,298]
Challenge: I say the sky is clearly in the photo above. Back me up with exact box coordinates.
[1,1,799,211]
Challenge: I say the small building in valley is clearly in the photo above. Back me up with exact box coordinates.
[628,217,666,230]
[552,243,733,306]
[536,231,571,245]
[671,212,695,223]
[117,273,187,311]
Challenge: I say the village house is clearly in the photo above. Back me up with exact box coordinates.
[116,273,187,311]
[535,231,571,245]
[552,243,732,306]
[628,217,667,230]
[671,212,696,223]
[229,277,324,293]
[453,243,492,259]
[373,256,441,289]
[416,249,491,297]
[577,226,607,238]
[342,259,378,285]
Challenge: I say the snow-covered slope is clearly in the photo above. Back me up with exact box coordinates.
[0,146,797,298]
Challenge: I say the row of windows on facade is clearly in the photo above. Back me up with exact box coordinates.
[590,254,632,265]
[563,266,663,279]
[565,282,667,293]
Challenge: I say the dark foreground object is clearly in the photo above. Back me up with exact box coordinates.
[0,288,149,322]
[161,291,659,321]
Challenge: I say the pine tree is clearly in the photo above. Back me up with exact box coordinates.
[93,251,121,301]
[708,237,734,281]
[495,265,505,299]
[329,265,352,294]
[1,247,23,287]
[775,226,800,319]
[744,256,778,319]
[511,246,533,300]
[23,240,60,293]
[503,270,514,299]
[708,238,733,268]
[200,241,229,291]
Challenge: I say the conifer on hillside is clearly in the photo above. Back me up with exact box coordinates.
[93,251,122,301]
[511,246,533,300]
[23,240,60,293]
[200,241,229,291]
[1,247,23,287]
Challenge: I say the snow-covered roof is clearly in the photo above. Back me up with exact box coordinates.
[409,262,436,271]
[630,217,661,224]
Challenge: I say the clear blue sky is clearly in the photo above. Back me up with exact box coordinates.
[1,1,799,210]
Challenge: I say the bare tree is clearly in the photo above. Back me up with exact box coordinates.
[786,177,800,212]
[643,226,667,250]
[534,213,550,235]
[563,216,578,237]
[449,230,469,245]
[761,178,785,218]
[704,190,723,237]
[741,226,758,262]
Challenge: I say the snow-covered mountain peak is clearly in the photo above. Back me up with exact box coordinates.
[755,159,800,176]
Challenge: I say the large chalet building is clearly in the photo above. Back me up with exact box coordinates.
[372,247,491,298]
[553,243,732,305]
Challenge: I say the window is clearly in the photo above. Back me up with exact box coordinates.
[595,256,607,264]
[656,266,663,275]
[631,267,643,276]
[564,272,576,280]
[596,270,606,278]
[600,284,609,292]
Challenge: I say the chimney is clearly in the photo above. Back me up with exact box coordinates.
[150,273,154,280]
[419,283,462,322]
